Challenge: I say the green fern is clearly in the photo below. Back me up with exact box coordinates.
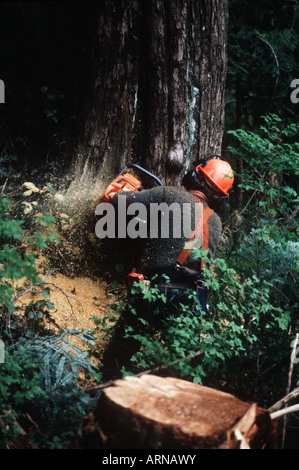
[3,328,99,448]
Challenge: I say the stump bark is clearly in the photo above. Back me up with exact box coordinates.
[77,374,277,449]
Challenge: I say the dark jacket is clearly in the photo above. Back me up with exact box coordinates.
[112,186,222,283]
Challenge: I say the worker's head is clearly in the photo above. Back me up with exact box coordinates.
[182,155,234,209]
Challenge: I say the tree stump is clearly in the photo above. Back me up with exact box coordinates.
[78,374,277,449]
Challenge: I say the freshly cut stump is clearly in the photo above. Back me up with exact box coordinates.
[79,374,277,449]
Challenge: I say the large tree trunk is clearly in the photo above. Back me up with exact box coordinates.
[141,0,189,184]
[189,0,228,163]
[74,0,228,192]
[75,0,141,190]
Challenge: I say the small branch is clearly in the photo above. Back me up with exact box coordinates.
[286,204,299,223]
[255,35,279,112]
[224,189,259,230]
[287,334,299,394]
[83,349,204,394]
[1,178,8,194]
[268,386,299,413]
[258,353,290,378]
[7,273,80,336]
[11,270,56,306]
[270,404,299,421]
[42,282,78,327]
[282,333,299,448]
[270,284,290,302]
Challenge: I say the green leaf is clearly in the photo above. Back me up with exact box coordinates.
[35,214,55,227]
[36,232,47,250]
[43,287,50,300]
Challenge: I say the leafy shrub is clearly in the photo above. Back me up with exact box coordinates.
[0,196,41,316]
[127,283,204,382]
[0,194,99,448]
[228,114,299,237]
[116,238,295,406]
[97,115,299,435]
[198,114,299,404]
[200,255,294,404]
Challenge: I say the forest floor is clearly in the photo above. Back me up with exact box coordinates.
[6,160,127,369]
[14,266,116,364]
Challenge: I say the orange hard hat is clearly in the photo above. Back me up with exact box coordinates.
[195,155,234,196]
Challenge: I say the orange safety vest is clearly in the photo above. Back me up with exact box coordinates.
[176,193,213,271]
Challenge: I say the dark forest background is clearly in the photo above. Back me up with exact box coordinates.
[0,1,298,175]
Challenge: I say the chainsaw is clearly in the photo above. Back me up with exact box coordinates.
[99,163,163,204]
[99,163,163,291]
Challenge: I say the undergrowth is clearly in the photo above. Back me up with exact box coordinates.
[0,113,298,448]
[0,194,101,449]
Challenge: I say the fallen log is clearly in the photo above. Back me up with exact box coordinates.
[77,374,277,449]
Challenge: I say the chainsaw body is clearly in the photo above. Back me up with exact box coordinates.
[100,172,143,204]
[99,163,163,290]
[99,163,163,204]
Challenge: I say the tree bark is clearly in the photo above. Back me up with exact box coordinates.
[189,0,228,163]
[234,77,244,210]
[77,374,277,449]
[75,0,140,189]
[74,0,229,192]
[140,0,188,184]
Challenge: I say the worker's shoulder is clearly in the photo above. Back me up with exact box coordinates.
[133,185,189,203]
[156,185,195,203]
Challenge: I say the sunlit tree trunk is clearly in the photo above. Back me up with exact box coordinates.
[75,0,140,188]
[190,0,228,162]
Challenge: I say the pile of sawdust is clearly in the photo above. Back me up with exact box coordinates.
[8,168,126,365]
[14,271,118,362]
